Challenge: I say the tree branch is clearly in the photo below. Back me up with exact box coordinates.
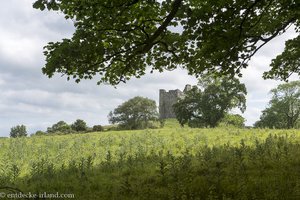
[140,0,183,53]
[238,17,296,69]
[101,0,140,9]
[114,0,183,84]
[158,40,179,59]
[239,0,264,39]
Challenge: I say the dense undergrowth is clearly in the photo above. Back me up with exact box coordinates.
[1,120,300,199]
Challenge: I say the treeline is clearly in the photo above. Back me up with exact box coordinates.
[45,119,103,134]
[10,119,104,138]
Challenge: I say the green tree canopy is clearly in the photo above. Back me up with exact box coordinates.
[108,96,158,130]
[33,0,299,85]
[33,130,47,136]
[10,125,27,138]
[254,80,300,129]
[92,125,104,132]
[71,119,88,132]
[173,76,247,127]
[218,113,246,128]
[47,121,72,134]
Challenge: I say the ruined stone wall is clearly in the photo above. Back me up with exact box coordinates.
[159,85,191,119]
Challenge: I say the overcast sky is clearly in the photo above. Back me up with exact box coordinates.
[0,0,298,136]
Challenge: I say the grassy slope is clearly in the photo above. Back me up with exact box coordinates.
[1,120,300,199]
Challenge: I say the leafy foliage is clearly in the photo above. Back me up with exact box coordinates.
[92,125,104,132]
[33,130,47,136]
[33,0,299,85]
[255,80,300,129]
[71,119,88,132]
[10,125,27,138]
[108,96,159,130]
[265,35,300,80]
[174,76,247,127]
[218,113,245,128]
[47,121,72,134]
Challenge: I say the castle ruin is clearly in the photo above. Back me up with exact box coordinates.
[159,85,191,119]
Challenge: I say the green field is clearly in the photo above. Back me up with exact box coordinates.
[1,120,300,200]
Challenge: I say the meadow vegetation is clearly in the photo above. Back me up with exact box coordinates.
[1,120,300,199]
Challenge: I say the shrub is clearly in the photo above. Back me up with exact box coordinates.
[218,113,245,128]
[10,125,27,138]
[33,130,47,136]
[71,119,88,132]
[92,125,104,132]
[47,121,72,134]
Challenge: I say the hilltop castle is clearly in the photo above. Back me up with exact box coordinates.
[159,85,191,119]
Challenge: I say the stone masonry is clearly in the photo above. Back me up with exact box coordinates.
[159,85,192,119]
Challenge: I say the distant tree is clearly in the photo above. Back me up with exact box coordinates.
[35,130,47,136]
[218,114,245,128]
[255,81,300,129]
[10,125,27,138]
[254,107,284,129]
[92,125,104,132]
[174,76,247,128]
[30,130,47,137]
[47,121,72,134]
[108,96,158,130]
[71,119,88,132]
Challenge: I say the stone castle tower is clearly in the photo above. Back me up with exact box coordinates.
[159,85,192,119]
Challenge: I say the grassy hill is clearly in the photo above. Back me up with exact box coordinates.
[1,120,300,199]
